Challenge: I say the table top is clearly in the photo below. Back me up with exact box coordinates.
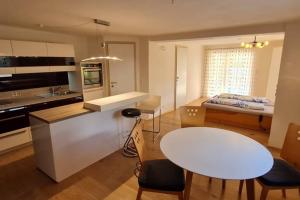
[83,92,148,111]
[30,102,92,123]
[160,127,273,180]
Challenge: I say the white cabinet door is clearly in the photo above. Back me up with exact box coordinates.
[15,66,50,74]
[83,88,104,101]
[46,43,75,57]
[0,40,12,56]
[50,66,76,72]
[0,67,15,75]
[108,43,135,96]
[11,40,47,57]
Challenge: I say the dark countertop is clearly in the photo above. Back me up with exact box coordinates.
[0,92,82,111]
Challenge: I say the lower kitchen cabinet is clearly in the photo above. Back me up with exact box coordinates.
[0,127,31,153]
[0,95,83,153]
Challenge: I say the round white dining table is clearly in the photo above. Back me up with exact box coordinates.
[160,127,273,200]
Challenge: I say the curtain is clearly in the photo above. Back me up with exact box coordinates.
[203,48,255,97]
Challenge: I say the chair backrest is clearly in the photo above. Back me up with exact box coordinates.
[280,123,300,170]
[131,120,146,163]
[137,95,161,111]
[179,106,205,128]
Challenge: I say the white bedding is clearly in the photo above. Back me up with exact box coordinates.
[203,102,273,117]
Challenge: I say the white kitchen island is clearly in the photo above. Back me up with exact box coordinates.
[29,92,148,182]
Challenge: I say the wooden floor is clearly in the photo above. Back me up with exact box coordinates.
[0,101,299,200]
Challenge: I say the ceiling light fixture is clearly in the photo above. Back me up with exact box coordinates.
[81,19,122,62]
[241,36,269,49]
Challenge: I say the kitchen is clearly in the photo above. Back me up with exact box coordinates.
[0,37,140,156]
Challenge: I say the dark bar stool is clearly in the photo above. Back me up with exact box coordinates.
[121,108,141,157]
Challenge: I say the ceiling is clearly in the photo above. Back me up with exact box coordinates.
[154,33,285,46]
[0,0,300,36]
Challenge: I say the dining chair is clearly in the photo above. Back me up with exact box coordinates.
[239,123,300,199]
[180,105,232,189]
[179,106,205,128]
[137,95,161,143]
[131,120,185,200]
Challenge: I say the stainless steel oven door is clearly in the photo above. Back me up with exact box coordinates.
[82,67,103,89]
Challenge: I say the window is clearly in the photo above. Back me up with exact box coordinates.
[203,48,255,97]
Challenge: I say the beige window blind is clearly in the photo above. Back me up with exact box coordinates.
[203,48,255,97]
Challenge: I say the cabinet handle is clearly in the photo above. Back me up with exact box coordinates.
[0,115,26,122]
[0,129,27,138]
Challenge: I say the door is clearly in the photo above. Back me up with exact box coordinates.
[107,43,135,95]
[175,46,188,109]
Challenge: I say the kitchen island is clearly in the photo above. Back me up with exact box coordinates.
[29,92,148,182]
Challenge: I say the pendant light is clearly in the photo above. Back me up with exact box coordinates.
[241,36,269,49]
[81,19,122,62]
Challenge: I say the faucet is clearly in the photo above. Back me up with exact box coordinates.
[49,86,62,96]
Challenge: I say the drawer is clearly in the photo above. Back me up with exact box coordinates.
[15,66,50,74]
[0,67,15,75]
[0,127,32,152]
[50,65,76,72]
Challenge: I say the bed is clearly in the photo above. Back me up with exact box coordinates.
[202,94,274,132]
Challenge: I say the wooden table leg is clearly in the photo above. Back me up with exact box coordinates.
[246,179,255,200]
[184,170,193,200]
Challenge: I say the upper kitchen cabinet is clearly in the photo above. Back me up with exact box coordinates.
[11,40,47,57]
[46,43,75,57]
[0,40,13,56]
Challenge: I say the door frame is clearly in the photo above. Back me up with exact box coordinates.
[105,41,137,96]
[174,45,188,110]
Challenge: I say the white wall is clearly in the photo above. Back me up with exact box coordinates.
[186,44,204,102]
[265,47,283,101]
[252,41,283,97]
[269,20,300,148]
[149,42,203,113]
[149,43,176,113]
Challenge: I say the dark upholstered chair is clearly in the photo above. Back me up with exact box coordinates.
[239,123,300,200]
[131,120,185,200]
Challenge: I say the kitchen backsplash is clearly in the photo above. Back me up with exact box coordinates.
[0,85,70,100]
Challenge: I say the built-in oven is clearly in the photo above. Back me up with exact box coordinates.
[0,106,29,135]
[81,63,104,89]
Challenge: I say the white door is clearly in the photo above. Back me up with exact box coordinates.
[175,46,188,109]
[266,47,283,102]
[108,43,135,95]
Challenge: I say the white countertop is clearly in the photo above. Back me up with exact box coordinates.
[83,91,148,112]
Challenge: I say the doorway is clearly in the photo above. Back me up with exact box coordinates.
[175,46,188,109]
[106,42,136,96]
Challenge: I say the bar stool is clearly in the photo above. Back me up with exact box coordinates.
[121,108,141,157]
[136,95,161,143]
